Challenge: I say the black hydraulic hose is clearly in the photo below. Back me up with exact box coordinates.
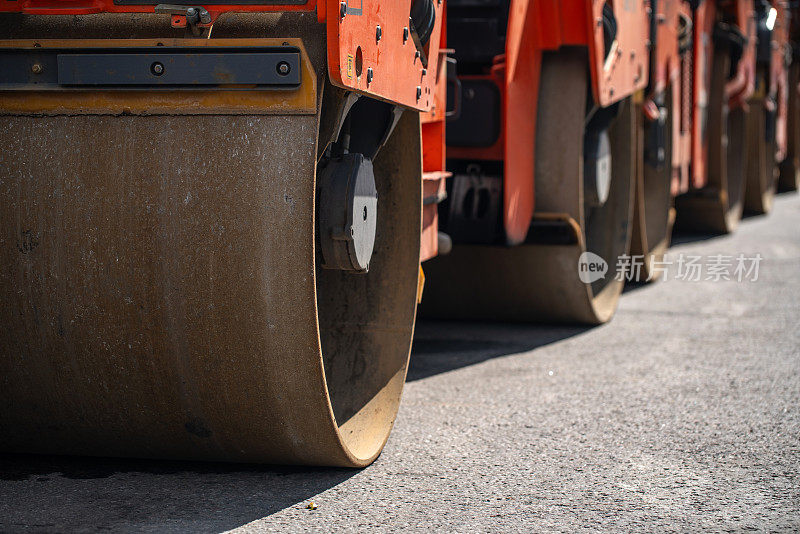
[410,0,436,47]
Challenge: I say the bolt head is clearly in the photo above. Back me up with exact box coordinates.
[151,62,165,76]
[31,63,43,74]
[376,25,382,42]
[277,61,291,76]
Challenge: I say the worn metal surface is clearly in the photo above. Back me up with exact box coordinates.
[744,91,778,214]
[631,97,676,282]
[0,16,422,467]
[676,44,747,234]
[0,108,422,468]
[778,62,799,191]
[420,50,635,325]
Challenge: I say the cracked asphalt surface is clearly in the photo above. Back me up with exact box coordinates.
[1,193,799,533]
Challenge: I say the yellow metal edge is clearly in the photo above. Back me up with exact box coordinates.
[416,265,425,304]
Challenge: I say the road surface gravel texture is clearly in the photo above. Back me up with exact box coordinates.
[1,194,799,533]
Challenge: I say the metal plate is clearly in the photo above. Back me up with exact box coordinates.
[588,0,650,107]
[326,0,444,111]
[0,48,301,89]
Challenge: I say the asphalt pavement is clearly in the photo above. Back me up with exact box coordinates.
[1,193,799,533]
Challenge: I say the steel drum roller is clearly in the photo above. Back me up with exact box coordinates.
[0,16,422,467]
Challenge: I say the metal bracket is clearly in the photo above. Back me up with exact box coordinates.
[154,4,212,36]
[445,55,461,121]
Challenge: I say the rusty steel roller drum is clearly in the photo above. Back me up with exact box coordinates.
[630,91,676,283]
[0,16,422,467]
[778,62,800,192]
[744,67,779,215]
[675,43,747,234]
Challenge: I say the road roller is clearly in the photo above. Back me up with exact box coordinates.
[1,0,797,467]
[422,0,647,323]
[673,1,795,229]
[672,0,755,234]
[744,0,792,214]
[0,1,446,467]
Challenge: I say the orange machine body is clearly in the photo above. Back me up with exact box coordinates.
[646,0,691,195]
[689,0,757,191]
[420,12,451,262]
[769,1,791,162]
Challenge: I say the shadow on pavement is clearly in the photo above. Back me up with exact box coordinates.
[0,321,593,532]
[0,454,355,532]
[408,320,591,381]
[670,193,797,246]
[0,322,593,532]
[669,229,722,246]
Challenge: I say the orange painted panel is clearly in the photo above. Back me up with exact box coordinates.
[587,0,650,107]
[503,0,541,245]
[326,0,444,111]
[727,1,756,107]
[690,1,715,190]
[770,1,791,161]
